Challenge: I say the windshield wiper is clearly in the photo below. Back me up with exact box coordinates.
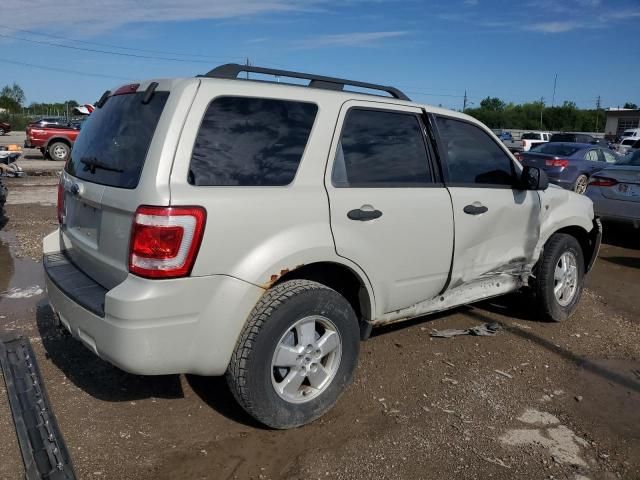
[80,157,123,174]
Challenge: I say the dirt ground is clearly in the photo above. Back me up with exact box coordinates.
[0,178,638,480]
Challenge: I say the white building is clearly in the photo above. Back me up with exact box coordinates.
[605,107,640,137]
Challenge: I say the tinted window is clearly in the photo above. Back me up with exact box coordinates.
[522,132,542,140]
[550,134,576,142]
[66,91,169,189]
[531,144,581,156]
[332,109,431,187]
[436,116,514,186]
[620,150,640,166]
[622,139,636,145]
[189,97,317,186]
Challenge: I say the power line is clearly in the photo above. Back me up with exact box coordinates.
[0,57,132,81]
[0,25,235,61]
[0,32,243,65]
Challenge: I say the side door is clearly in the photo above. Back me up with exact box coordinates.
[325,102,454,316]
[433,115,542,287]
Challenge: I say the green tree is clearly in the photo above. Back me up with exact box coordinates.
[0,82,26,106]
[623,102,638,109]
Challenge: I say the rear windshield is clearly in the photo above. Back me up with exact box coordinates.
[521,133,541,140]
[65,91,169,189]
[530,143,581,156]
[549,134,575,142]
[623,131,638,137]
[622,139,636,145]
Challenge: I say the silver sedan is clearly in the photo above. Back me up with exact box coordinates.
[586,150,640,227]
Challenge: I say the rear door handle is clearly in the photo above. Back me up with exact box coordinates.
[463,204,488,215]
[347,208,383,221]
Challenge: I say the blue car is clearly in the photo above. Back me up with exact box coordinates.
[519,143,618,194]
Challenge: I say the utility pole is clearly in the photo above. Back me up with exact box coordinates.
[245,57,250,79]
[595,95,601,133]
[540,96,545,130]
[463,90,468,111]
[552,73,558,107]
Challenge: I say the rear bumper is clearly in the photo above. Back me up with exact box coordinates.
[586,188,640,225]
[43,230,264,376]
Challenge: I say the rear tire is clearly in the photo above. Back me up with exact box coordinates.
[48,142,70,162]
[573,175,588,194]
[532,233,584,322]
[226,279,360,429]
[0,128,5,136]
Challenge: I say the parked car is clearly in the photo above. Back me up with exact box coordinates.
[549,133,600,144]
[520,142,617,194]
[616,138,640,156]
[28,117,67,129]
[43,64,601,429]
[586,150,640,227]
[0,121,10,135]
[494,131,522,153]
[25,122,82,162]
[520,131,551,151]
[619,128,640,141]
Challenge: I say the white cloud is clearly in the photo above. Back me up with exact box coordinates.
[525,21,581,33]
[295,31,410,48]
[464,0,479,6]
[2,0,322,31]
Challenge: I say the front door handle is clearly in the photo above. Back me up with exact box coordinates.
[463,204,488,215]
[347,208,383,221]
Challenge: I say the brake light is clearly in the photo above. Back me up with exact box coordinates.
[113,83,140,96]
[57,180,64,224]
[545,159,569,168]
[129,206,206,279]
[514,152,522,161]
[589,176,618,187]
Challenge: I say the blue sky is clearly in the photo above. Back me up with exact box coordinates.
[1,0,639,109]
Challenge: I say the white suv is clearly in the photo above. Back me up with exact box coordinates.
[43,64,601,429]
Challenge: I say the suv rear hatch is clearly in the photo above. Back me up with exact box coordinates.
[59,83,174,290]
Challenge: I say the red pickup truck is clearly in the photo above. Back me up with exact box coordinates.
[24,122,81,162]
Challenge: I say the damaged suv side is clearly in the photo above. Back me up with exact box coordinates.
[43,64,601,429]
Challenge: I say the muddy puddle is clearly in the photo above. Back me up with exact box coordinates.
[0,231,45,331]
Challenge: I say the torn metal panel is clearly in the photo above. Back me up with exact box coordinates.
[0,336,76,480]
[374,273,522,326]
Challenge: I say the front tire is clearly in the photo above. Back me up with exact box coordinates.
[226,279,360,429]
[533,233,584,322]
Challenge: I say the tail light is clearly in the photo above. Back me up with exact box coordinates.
[545,159,569,168]
[57,180,65,224]
[589,176,618,187]
[514,152,522,161]
[129,206,206,279]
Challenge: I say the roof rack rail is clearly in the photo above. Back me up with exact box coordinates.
[202,63,410,101]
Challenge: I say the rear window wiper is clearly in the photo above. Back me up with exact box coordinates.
[80,157,124,174]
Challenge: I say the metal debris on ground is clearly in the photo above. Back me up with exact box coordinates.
[430,322,502,338]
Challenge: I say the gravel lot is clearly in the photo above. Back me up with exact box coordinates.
[0,179,638,480]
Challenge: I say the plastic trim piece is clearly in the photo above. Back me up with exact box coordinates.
[202,63,411,101]
[0,336,76,480]
[43,252,107,317]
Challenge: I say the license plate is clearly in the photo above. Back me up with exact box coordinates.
[617,183,640,197]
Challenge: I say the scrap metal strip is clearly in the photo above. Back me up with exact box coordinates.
[0,336,76,480]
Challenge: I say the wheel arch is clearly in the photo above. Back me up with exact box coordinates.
[540,220,601,273]
[268,261,375,340]
[45,137,73,149]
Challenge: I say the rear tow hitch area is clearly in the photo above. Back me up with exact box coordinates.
[0,336,76,480]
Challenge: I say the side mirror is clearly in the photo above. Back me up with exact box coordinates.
[520,166,549,190]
